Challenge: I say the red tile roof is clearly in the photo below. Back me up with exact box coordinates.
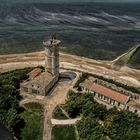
[22,72,54,88]
[27,68,42,79]
[88,76,97,82]
[91,84,128,104]
[80,77,96,89]
[128,100,140,109]
[82,78,129,104]
[81,79,93,89]
[81,77,140,110]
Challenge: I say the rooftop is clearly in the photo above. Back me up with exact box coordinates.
[43,39,61,47]
[88,76,97,82]
[27,68,42,79]
[91,84,128,104]
[81,78,140,109]
[81,79,93,89]
[21,72,54,89]
[128,100,140,109]
[80,76,96,89]
[81,78,129,104]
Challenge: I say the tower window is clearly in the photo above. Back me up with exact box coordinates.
[127,106,129,110]
[118,102,120,106]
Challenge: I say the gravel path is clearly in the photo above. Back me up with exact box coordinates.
[51,118,81,125]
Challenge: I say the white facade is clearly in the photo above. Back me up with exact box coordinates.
[80,85,140,115]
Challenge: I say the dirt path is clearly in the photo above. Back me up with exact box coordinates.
[0,51,140,87]
[43,80,72,140]
[51,118,81,125]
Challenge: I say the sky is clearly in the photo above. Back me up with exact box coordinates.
[2,0,140,3]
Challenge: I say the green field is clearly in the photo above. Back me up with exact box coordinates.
[52,125,76,140]
[20,102,44,140]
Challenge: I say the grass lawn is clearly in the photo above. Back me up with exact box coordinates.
[20,102,44,140]
[52,125,77,140]
[53,106,68,120]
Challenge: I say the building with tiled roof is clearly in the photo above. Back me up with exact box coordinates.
[21,72,58,95]
[27,68,42,80]
[20,38,61,96]
[91,84,129,104]
[80,77,140,115]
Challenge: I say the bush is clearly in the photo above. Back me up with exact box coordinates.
[0,68,33,137]
[20,102,44,140]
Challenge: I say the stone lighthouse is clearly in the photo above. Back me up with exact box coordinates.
[43,36,61,77]
[20,36,61,96]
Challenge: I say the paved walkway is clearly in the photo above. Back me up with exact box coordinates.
[51,118,81,125]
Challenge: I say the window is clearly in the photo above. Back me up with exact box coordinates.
[127,106,129,110]
[106,97,109,102]
[112,100,115,105]
[118,102,120,106]
[100,95,102,99]
[110,100,115,105]
[104,96,107,101]
[32,89,38,94]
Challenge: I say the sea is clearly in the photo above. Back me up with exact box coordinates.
[0,2,140,67]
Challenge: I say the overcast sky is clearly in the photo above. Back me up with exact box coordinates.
[2,0,140,3]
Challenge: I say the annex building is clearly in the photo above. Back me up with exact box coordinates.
[80,77,140,115]
[20,38,61,96]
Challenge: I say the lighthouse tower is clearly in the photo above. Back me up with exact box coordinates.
[43,37,61,77]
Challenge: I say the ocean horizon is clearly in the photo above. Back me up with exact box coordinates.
[0,2,140,67]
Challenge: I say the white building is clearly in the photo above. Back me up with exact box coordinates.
[80,76,140,115]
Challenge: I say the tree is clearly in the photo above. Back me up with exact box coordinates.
[5,108,20,132]
[0,68,34,137]
[77,117,107,140]
[104,110,140,140]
